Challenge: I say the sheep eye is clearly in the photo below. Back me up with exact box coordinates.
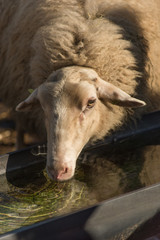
[87,98,96,109]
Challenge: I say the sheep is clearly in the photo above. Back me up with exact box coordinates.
[0,0,160,181]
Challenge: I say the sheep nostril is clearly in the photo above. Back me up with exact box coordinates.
[64,167,68,174]
[57,168,69,180]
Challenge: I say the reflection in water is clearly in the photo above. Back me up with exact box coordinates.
[1,144,160,235]
[140,145,160,186]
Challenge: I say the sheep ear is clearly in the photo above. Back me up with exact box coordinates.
[16,89,39,112]
[95,78,146,108]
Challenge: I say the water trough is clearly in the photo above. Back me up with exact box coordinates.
[1,111,160,240]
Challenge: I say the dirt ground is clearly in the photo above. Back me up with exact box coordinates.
[0,103,16,155]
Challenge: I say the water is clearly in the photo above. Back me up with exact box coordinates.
[1,144,160,235]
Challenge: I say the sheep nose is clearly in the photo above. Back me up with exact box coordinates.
[47,165,74,181]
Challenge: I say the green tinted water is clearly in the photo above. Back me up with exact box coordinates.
[1,144,160,235]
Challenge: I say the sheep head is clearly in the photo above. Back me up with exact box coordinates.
[16,66,145,181]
